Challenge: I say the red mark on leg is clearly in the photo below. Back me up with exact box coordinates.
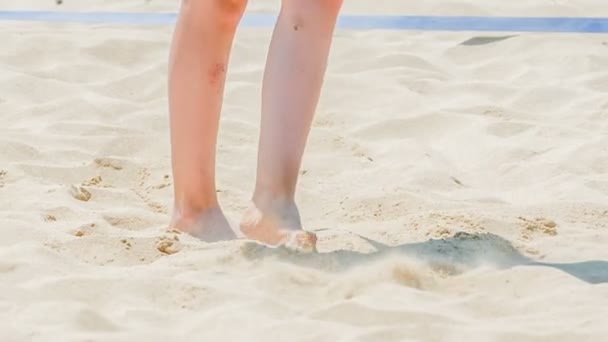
[209,63,226,87]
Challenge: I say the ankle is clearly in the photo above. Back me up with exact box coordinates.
[252,188,295,211]
[172,199,220,227]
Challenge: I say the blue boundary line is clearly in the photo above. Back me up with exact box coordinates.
[1,10,608,33]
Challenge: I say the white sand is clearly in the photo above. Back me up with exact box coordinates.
[1,1,608,341]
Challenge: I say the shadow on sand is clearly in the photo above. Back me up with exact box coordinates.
[240,231,608,285]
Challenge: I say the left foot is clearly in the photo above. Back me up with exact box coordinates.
[239,198,317,253]
[171,206,237,242]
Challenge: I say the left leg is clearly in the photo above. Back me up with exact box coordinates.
[240,0,343,251]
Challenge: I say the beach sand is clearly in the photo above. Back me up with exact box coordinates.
[1,1,608,341]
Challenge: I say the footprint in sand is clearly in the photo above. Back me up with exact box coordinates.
[92,157,168,214]
[69,185,92,202]
[94,157,123,170]
[131,168,169,214]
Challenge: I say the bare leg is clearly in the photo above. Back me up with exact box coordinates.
[240,0,343,251]
[169,0,247,241]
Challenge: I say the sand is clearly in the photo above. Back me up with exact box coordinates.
[1,1,608,341]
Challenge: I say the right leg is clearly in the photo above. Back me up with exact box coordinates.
[168,0,247,241]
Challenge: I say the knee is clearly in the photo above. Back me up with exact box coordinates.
[180,0,247,30]
[218,0,248,29]
[320,0,344,16]
[215,0,248,18]
[282,0,343,18]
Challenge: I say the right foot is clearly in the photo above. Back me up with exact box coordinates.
[171,206,237,242]
[239,198,317,253]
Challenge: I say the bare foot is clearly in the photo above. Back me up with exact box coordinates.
[171,207,236,242]
[239,198,317,253]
